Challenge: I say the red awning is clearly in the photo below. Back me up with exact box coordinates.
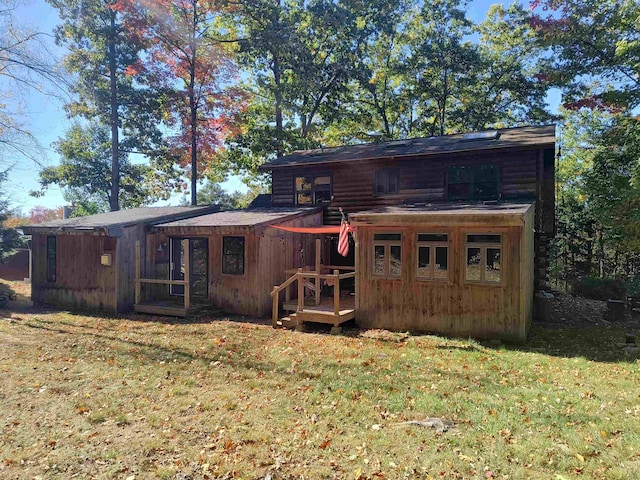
[269,225,342,234]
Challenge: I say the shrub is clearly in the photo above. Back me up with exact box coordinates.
[572,276,627,301]
[626,276,640,297]
[0,283,16,307]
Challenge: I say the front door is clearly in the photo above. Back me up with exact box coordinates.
[170,238,208,298]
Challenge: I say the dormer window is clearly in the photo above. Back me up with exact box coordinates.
[375,168,399,195]
[295,175,332,205]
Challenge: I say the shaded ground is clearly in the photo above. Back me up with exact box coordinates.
[543,291,640,329]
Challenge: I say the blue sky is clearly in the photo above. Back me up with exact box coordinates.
[4,0,558,213]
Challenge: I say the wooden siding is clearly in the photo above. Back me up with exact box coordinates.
[115,224,147,312]
[519,206,536,339]
[143,211,323,317]
[271,147,547,228]
[31,233,118,312]
[354,215,531,342]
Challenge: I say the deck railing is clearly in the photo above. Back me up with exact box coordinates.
[270,268,356,327]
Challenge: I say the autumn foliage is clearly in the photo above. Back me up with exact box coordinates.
[115,0,246,201]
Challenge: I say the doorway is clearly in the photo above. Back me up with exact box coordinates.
[169,237,209,298]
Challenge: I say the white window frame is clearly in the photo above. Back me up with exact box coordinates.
[372,232,403,278]
[416,233,450,281]
[464,233,503,285]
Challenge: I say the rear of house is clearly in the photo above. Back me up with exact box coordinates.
[23,125,555,341]
[261,125,555,341]
[22,207,216,313]
[134,207,323,317]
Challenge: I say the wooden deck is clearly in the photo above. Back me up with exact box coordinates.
[282,295,355,325]
[134,299,223,318]
[271,268,356,330]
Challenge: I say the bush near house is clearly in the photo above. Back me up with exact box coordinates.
[572,276,627,301]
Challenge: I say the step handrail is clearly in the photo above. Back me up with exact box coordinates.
[271,268,355,327]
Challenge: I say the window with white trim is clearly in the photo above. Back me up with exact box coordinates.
[417,233,449,280]
[373,233,402,277]
[465,234,502,283]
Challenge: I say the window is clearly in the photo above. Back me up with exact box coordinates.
[295,175,332,205]
[465,234,502,283]
[417,233,449,280]
[373,233,402,277]
[46,236,56,282]
[374,169,399,195]
[222,236,245,275]
[447,164,499,201]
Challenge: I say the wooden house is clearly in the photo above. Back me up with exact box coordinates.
[261,125,556,341]
[24,125,555,342]
[22,206,216,313]
[134,207,323,317]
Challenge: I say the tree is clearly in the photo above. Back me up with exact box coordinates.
[179,181,263,209]
[0,170,23,258]
[118,0,245,206]
[49,0,170,211]
[464,3,551,130]
[1,0,62,163]
[230,0,373,166]
[34,122,158,213]
[531,0,640,111]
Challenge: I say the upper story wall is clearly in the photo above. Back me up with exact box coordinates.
[270,146,555,234]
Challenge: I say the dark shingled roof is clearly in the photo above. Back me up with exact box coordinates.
[154,207,320,229]
[260,125,555,170]
[247,193,272,208]
[21,206,218,236]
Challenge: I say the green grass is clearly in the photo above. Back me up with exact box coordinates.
[0,284,639,479]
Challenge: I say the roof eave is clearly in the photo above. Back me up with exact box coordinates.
[259,141,556,171]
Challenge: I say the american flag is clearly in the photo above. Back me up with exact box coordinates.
[338,220,349,257]
[338,208,350,257]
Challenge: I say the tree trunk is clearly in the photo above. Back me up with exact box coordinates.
[272,53,284,157]
[189,9,198,206]
[108,11,120,211]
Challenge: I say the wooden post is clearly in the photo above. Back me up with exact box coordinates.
[297,267,303,312]
[315,238,321,305]
[285,270,291,303]
[135,240,141,306]
[272,287,279,327]
[183,239,190,312]
[333,270,340,316]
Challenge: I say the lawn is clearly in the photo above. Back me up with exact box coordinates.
[1,280,639,479]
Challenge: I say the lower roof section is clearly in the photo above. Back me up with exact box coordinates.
[349,202,535,227]
[153,207,322,231]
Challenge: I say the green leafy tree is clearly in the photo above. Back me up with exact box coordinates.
[48,0,170,211]
[179,181,263,210]
[531,0,640,111]
[230,0,372,167]
[34,122,157,214]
